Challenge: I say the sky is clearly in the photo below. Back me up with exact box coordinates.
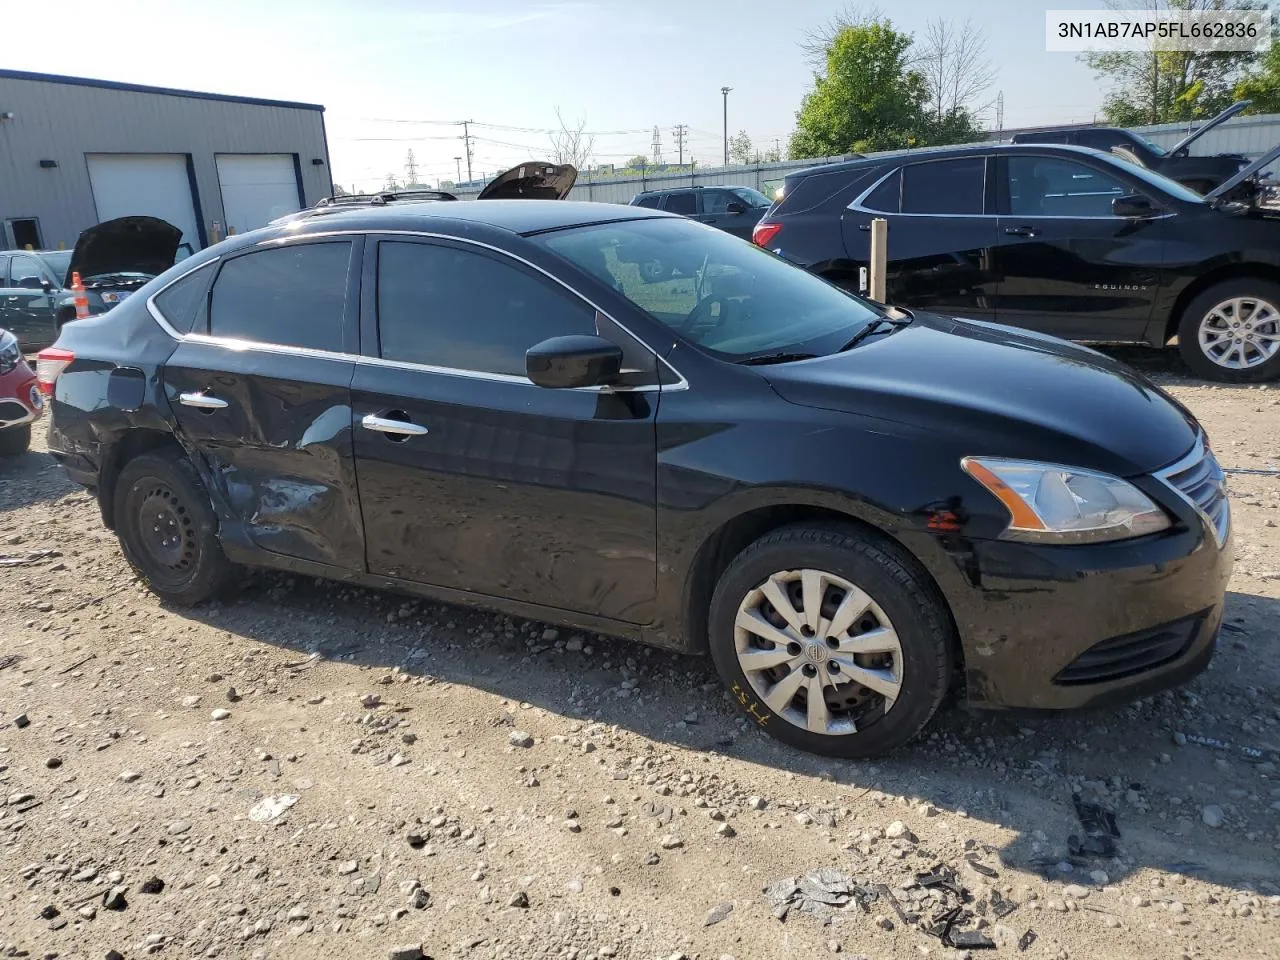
[7,0,1116,191]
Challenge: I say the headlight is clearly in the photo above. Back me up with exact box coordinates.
[961,457,1171,544]
[0,331,19,375]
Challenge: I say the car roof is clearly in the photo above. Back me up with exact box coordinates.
[786,142,1125,178]
[279,199,671,236]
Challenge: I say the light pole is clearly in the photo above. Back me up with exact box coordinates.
[720,86,732,166]
[454,156,462,184]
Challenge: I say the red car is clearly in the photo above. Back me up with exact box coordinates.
[0,327,43,456]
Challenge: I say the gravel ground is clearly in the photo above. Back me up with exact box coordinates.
[1,349,1278,960]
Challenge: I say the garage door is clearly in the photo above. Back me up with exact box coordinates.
[86,154,201,251]
[216,154,302,235]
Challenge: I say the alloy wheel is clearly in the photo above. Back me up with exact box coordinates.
[734,568,903,736]
[1197,296,1280,370]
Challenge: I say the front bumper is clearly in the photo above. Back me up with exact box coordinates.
[901,465,1232,710]
[0,368,43,429]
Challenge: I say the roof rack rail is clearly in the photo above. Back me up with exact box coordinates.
[312,189,459,208]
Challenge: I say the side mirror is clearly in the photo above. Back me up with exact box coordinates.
[526,335,622,389]
[41,279,53,293]
[725,201,746,214]
[16,276,44,290]
[1112,193,1158,218]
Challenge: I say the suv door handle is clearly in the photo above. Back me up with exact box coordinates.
[179,392,228,410]
[1004,225,1039,237]
[362,413,428,437]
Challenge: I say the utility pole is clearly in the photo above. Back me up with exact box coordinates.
[774,137,780,160]
[720,87,732,167]
[405,148,418,185]
[996,91,1005,136]
[453,156,462,184]
[460,120,474,182]
[651,125,663,165]
[672,123,688,166]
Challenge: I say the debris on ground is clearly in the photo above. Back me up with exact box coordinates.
[1068,793,1120,858]
[248,794,299,823]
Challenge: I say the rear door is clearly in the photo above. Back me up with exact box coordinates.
[842,155,999,319]
[661,191,698,219]
[992,153,1163,340]
[160,238,366,569]
[1,253,58,349]
[350,236,660,623]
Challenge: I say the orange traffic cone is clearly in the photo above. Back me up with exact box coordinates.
[71,272,90,320]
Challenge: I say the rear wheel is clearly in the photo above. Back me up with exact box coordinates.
[0,425,31,457]
[707,524,954,758]
[1176,279,1280,382]
[114,451,236,605]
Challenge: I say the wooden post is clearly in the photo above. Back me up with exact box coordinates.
[869,217,888,303]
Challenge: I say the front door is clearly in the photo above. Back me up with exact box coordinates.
[697,188,758,238]
[160,238,366,569]
[2,253,58,349]
[351,236,659,624]
[841,155,1000,320]
[993,153,1163,341]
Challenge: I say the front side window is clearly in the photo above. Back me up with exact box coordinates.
[901,157,986,215]
[8,255,47,288]
[533,217,883,361]
[663,192,697,215]
[732,186,775,208]
[1007,156,1129,217]
[702,190,739,214]
[208,242,351,351]
[376,241,597,377]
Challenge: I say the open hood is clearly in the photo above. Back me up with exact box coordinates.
[1204,140,1280,201]
[1168,99,1251,156]
[477,161,576,200]
[67,216,183,284]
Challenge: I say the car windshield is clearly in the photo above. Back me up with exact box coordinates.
[533,217,883,360]
[732,186,774,208]
[39,251,72,281]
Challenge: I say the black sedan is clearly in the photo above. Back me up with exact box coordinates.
[41,199,1231,757]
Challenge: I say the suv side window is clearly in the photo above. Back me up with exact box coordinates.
[663,192,697,215]
[376,241,597,378]
[634,195,661,209]
[701,190,738,214]
[862,169,902,213]
[208,242,351,352]
[901,157,986,215]
[1007,156,1130,217]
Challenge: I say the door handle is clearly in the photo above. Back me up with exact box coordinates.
[1004,225,1039,237]
[362,413,428,437]
[179,392,228,410]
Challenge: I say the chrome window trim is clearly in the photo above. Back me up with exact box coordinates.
[1154,433,1231,548]
[145,230,688,394]
[848,154,1175,221]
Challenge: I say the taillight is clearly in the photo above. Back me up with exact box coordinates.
[35,347,74,396]
[753,222,782,248]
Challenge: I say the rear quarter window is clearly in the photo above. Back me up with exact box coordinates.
[151,263,215,334]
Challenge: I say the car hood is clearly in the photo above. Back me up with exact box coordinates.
[477,161,576,200]
[67,216,183,284]
[1169,99,1251,156]
[762,312,1199,477]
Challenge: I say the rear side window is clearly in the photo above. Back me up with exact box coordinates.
[208,243,351,352]
[152,263,214,335]
[901,158,986,215]
[376,241,596,377]
[634,195,661,209]
[861,169,901,213]
[663,192,697,215]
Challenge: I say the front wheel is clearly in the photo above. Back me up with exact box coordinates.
[114,451,237,605]
[1176,279,1280,382]
[707,524,954,758]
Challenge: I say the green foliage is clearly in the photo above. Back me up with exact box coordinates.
[1235,42,1280,113]
[729,130,754,165]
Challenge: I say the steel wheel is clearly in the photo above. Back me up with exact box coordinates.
[734,568,903,736]
[1197,296,1280,370]
[136,484,196,578]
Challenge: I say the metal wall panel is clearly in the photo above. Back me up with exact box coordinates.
[0,72,329,250]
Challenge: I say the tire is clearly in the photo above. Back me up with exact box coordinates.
[707,524,954,758]
[1176,279,1280,383]
[0,425,31,457]
[113,450,237,605]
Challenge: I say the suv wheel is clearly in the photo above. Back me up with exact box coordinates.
[707,524,953,758]
[0,425,31,457]
[114,451,236,605]
[1177,279,1280,382]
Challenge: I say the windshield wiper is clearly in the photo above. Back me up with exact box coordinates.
[738,351,819,366]
[839,314,912,352]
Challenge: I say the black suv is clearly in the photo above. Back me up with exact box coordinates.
[1010,100,1258,199]
[629,185,773,239]
[755,141,1280,382]
[42,198,1229,758]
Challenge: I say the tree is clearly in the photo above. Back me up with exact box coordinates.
[625,155,650,172]
[800,2,884,67]
[918,18,995,127]
[729,130,754,165]
[549,107,595,168]
[382,172,401,191]
[1083,0,1264,124]
[790,18,929,158]
[1235,36,1280,112]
